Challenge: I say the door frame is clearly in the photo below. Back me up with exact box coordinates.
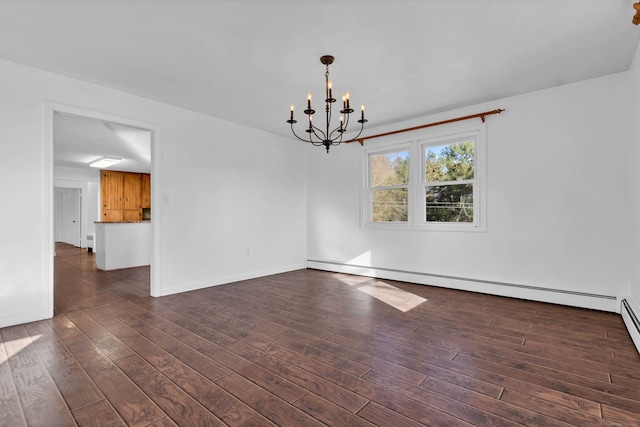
[44,101,162,318]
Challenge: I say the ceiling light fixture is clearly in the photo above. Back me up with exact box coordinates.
[287,55,367,153]
[89,156,122,168]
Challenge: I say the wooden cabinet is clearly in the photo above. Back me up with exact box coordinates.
[141,173,151,208]
[123,173,142,221]
[100,171,150,222]
[123,173,142,209]
[102,171,124,210]
[103,209,124,222]
[123,209,142,222]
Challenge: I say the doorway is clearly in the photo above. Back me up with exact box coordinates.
[45,102,161,318]
[54,187,81,247]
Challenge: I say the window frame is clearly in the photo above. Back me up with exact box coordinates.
[362,123,486,232]
[364,143,413,228]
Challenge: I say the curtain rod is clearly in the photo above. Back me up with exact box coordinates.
[348,108,505,145]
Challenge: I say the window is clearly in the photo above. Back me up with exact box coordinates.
[423,138,475,223]
[363,124,485,231]
[369,149,410,223]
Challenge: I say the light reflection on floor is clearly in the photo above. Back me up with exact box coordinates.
[332,273,428,312]
[1,334,43,367]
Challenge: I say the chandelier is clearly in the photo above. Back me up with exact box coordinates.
[287,55,367,153]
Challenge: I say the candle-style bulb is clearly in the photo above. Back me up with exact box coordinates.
[328,81,332,90]
[291,104,295,111]
[307,92,312,101]
[361,103,365,111]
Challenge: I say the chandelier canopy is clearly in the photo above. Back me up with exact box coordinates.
[287,55,367,153]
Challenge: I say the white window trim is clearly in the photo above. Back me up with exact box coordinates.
[361,123,487,232]
[364,143,413,228]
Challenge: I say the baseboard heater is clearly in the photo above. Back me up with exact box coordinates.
[307,259,615,299]
[622,299,640,335]
[306,259,617,311]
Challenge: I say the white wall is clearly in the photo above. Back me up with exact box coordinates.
[0,58,306,328]
[307,70,633,312]
[626,40,640,351]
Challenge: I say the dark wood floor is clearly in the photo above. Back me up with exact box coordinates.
[1,244,639,426]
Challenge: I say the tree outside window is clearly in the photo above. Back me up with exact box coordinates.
[424,140,474,223]
[370,150,409,222]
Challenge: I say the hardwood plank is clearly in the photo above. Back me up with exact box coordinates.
[47,316,166,427]
[281,328,427,385]
[272,348,476,426]
[453,353,640,415]
[235,362,308,404]
[0,325,76,426]
[601,404,640,426]
[455,348,638,401]
[244,346,370,413]
[293,392,376,427]
[101,303,233,380]
[0,331,27,427]
[499,389,606,426]
[145,416,180,427]
[440,354,604,417]
[216,373,325,426]
[22,320,103,411]
[83,307,177,371]
[72,399,127,426]
[162,363,275,426]
[357,401,432,427]
[114,354,226,426]
[363,368,527,427]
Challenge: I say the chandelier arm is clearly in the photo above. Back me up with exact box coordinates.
[309,123,327,142]
[331,131,344,146]
[290,123,317,143]
[329,122,347,141]
[345,121,367,143]
[342,110,351,132]
[325,111,350,142]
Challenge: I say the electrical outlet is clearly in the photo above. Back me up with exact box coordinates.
[246,247,252,255]
[341,243,347,253]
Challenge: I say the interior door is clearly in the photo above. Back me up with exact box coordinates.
[57,188,82,247]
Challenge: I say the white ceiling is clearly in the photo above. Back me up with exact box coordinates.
[2,0,639,167]
[54,113,151,173]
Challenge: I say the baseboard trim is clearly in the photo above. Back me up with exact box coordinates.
[621,299,640,353]
[158,263,306,297]
[306,259,618,312]
[0,309,47,329]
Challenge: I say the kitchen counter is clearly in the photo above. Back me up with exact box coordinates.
[94,221,151,270]
[95,221,151,224]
